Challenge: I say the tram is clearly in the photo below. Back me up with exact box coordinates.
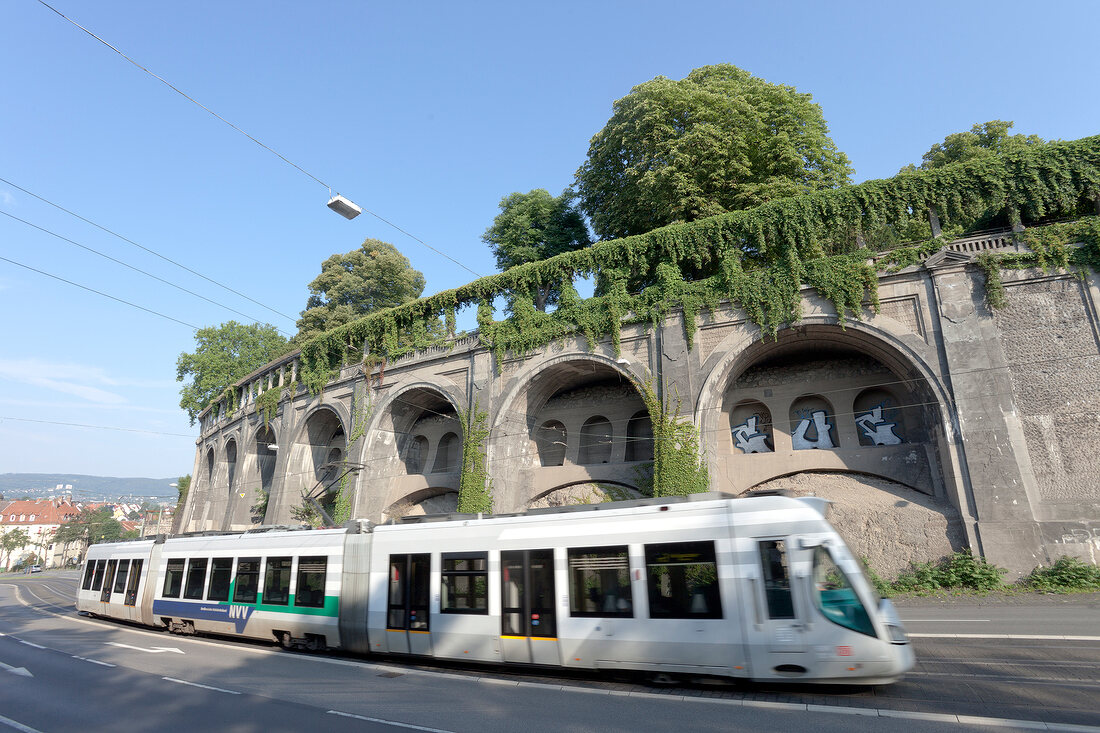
[76,492,914,684]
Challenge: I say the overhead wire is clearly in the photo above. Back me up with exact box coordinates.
[0,176,297,324]
[0,209,293,338]
[34,0,483,279]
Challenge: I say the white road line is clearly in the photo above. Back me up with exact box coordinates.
[162,676,241,695]
[327,710,456,733]
[904,618,991,622]
[0,713,46,733]
[18,640,46,650]
[911,633,1100,641]
[72,656,116,668]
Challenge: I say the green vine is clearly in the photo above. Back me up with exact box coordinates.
[205,137,1100,415]
[637,380,709,498]
[331,388,372,525]
[457,401,493,513]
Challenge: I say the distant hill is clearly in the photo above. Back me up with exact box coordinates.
[0,473,180,502]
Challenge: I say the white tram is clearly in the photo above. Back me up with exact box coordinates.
[77,493,914,684]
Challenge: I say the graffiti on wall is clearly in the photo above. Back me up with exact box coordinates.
[1060,528,1100,545]
[732,416,773,454]
[855,405,902,446]
[792,410,834,450]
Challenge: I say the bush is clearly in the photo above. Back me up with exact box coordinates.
[1025,556,1100,592]
[889,551,1005,593]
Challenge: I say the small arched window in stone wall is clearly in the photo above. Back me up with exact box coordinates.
[789,396,837,450]
[225,439,238,491]
[853,388,906,446]
[206,447,215,485]
[536,421,568,467]
[625,412,653,462]
[432,432,459,472]
[404,435,428,474]
[579,416,613,465]
[730,401,774,454]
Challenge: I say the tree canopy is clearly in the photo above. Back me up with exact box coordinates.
[574,64,852,240]
[176,321,289,424]
[1,528,31,569]
[907,120,1045,171]
[52,506,136,558]
[482,189,591,310]
[294,239,426,342]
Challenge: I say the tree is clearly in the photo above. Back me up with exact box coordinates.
[482,189,591,310]
[906,120,1044,171]
[1,528,30,570]
[294,239,426,343]
[574,64,852,240]
[176,321,288,425]
[52,507,132,562]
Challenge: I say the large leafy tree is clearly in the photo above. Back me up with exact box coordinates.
[176,321,288,424]
[294,239,426,342]
[482,189,591,310]
[907,120,1044,171]
[52,507,135,561]
[575,64,852,240]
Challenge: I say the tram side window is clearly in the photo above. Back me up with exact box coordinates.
[295,557,327,608]
[206,558,233,602]
[162,559,185,598]
[91,559,106,592]
[263,557,292,605]
[441,552,488,614]
[100,560,118,602]
[184,558,208,600]
[568,546,632,618]
[81,560,96,590]
[124,559,143,606]
[645,541,723,619]
[759,540,795,619]
[113,559,131,595]
[233,558,261,603]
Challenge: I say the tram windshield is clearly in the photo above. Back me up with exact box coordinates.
[811,547,875,637]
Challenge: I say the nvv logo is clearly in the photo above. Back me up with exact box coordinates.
[226,604,254,632]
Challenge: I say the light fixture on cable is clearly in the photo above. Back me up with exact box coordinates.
[326,193,362,220]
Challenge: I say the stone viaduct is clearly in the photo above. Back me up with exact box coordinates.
[180,229,1100,578]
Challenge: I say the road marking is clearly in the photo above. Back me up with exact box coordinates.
[904,618,990,622]
[72,656,116,668]
[327,710,456,733]
[0,713,46,733]
[162,677,240,694]
[106,642,184,654]
[17,641,46,650]
[911,633,1100,641]
[0,660,33,678]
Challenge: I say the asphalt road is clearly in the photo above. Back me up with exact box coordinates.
[2,572,1098,733]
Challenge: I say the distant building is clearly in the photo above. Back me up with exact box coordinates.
[0,497,81,570]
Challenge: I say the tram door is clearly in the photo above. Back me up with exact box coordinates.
[746,539,807,660]
[386,554,432,655]
[500,549,558,665]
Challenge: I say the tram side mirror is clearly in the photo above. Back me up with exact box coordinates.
[798,537,828,549]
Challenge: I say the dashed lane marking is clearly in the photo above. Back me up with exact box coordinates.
[162,676,240,695]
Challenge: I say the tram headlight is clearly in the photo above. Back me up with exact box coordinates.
[885,624,909,644]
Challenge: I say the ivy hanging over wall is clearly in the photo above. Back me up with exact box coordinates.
[636,380,710,498]
[201,137,1100,419]
[331,388,372,525]
[456,401,493,513]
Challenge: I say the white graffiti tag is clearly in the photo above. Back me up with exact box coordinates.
[855,405,902,445]
[732,416,772,454]
[792,410,834,450]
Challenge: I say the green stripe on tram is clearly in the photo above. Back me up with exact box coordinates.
[223,580,339,616]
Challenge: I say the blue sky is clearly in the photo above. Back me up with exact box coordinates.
[2,0,1098,479]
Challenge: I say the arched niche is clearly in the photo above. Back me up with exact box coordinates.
[384,489,459,520]
[625,412,653,462]
[432,432,460,473]
[730,400,773,454]
[535,421,567,467]
[254,425,277,495]
[854,387,907,446]
[528,482,643,509]
[404,435,428,474]
[789,395,837,450]
[578,416,613,464]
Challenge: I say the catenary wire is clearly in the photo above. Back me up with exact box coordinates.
[0,176,297,323]
[0,254,201,330]
[34,1,483,279]
[0,210,293,338]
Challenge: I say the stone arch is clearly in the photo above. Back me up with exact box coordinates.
[527,481,643,509]
[578,416,613,464]
[383,487,459,520]
[743,471,967,580]
[282,406,347,523]
[697,320,964,517]
[227,424,278,527]
[219,437,239,528]
[404,435,429,474]
[489,352,651,510]
[357,382,464,520]
[625,411,653,462]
